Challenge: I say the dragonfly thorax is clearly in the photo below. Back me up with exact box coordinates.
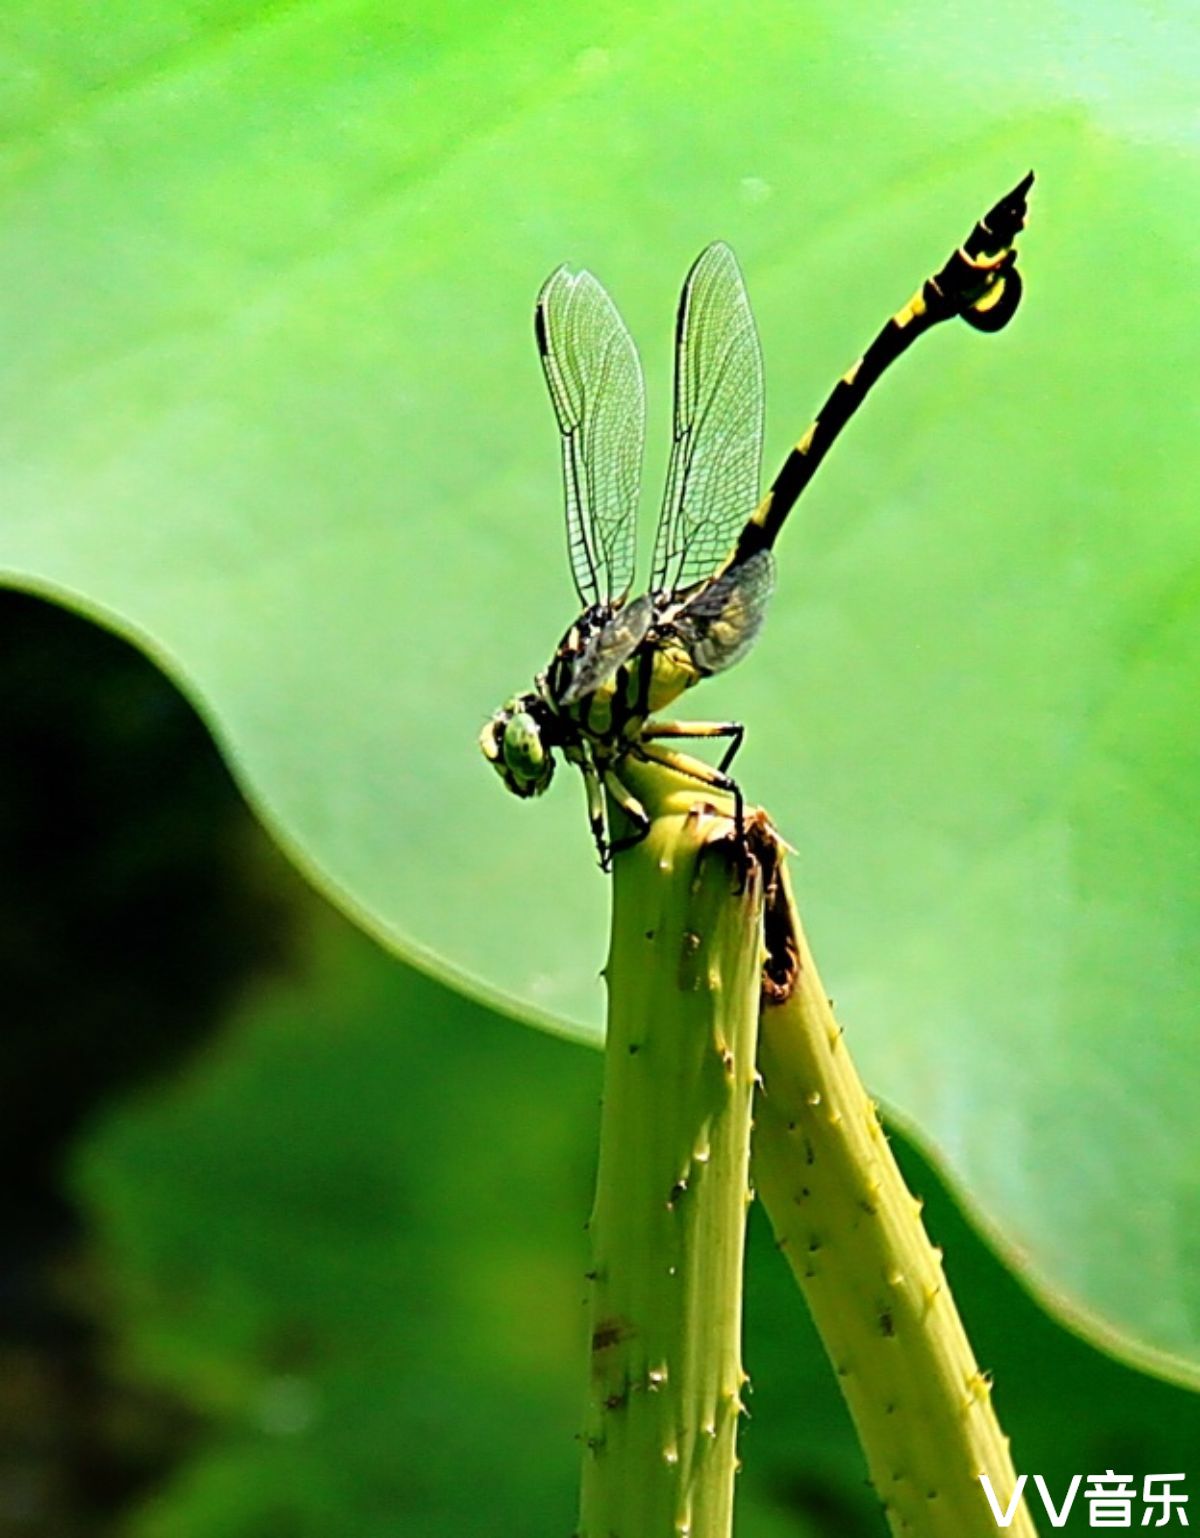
[544,597,690,745]
[482,594,688,806]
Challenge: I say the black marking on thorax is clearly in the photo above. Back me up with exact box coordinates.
[545,602,659,747]
[545,603,612,703]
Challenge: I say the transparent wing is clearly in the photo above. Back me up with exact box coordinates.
[536,266,646,607]
[674,549,775,677]
[651,242,764,595]
[559,593,655,706]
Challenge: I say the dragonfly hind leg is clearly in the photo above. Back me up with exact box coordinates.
[640,718,745,773]
[631,739,747,858]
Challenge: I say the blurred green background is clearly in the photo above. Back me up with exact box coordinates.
[2,0,1200,1379]
[1,0,1199,1530]
[1,591,1198,1536]
[0,590,1193,1538]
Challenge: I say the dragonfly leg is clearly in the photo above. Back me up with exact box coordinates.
[573,747,611,870]
[603,769,651,856]
[640,719,745,773]
[632,742,746,853]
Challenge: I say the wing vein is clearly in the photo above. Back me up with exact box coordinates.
[537,266,646,606]
[651,243,764,595]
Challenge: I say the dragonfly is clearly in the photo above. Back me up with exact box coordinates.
[481,174,1033,869]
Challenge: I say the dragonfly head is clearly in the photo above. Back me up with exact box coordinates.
[480,693,557,798]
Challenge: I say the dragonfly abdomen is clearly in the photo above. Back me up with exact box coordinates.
[732,172,1033,566]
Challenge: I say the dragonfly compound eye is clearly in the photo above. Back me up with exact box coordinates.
[479,700,555,798]
[502,709,554,795]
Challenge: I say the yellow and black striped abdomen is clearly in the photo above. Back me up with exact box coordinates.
[734,171,1033,566]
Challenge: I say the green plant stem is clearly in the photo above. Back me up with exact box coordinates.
[752,856,1039,1537]
[577,759,764,1538]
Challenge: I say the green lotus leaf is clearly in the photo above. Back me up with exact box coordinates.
[2,0,1198,1376]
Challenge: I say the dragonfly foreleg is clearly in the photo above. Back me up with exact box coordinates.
[571,746,612,870]
[639,719,745,773]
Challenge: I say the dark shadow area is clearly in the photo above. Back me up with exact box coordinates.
[3,592,1198,1538]
[0,589,301,1536]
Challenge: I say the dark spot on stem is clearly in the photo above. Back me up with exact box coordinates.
[592,1318,632,1354]
[758,821,800,1003]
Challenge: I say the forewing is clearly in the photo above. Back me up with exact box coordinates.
[651,243,764,595]
[674,549,775,677]
[536,266,646,607]
[560,593,655,706]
